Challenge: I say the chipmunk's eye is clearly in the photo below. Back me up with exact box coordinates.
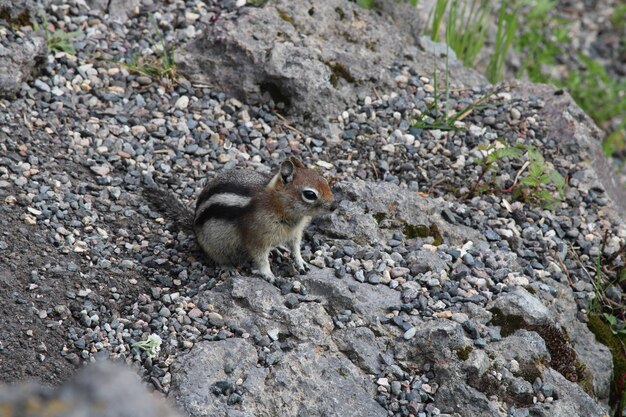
[302,189,319,202]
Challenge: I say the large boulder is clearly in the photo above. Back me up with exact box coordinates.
[170,338,386,417]
[0,33,47,98]
[175,0,486,139]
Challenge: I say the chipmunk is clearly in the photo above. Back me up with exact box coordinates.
[144,156,335,282]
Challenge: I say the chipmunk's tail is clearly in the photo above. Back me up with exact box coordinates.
[142,187,195,233]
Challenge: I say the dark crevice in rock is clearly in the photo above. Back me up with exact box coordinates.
[260,81,291,109]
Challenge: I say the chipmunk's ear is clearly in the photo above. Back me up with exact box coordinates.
[289,156,306,169]
[280,159,295,184]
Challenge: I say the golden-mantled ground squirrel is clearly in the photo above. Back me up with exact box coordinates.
[145,156,335,282]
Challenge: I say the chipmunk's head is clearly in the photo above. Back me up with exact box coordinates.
[271,156,336,215]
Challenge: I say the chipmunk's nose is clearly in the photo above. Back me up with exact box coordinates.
[329,199,339,212]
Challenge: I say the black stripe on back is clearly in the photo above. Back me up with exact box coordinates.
[196,182,256,209]
[194,203,254,228]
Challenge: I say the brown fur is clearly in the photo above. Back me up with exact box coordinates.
[194,157,334,282]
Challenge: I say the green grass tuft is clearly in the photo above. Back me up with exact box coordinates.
[445,0,490,67]
[35,11,81,55]
[121,19,178,84]
[470,141,566,210]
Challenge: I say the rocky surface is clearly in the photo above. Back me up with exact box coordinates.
[0,0,623,417]
[84,0,141,23]
[176,0,486,138]
[0,32,47,98]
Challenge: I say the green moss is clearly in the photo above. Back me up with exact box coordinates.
[529,324,580,383]
[525,285,537,295]
[475,372,500,397]
[518,362,543,385]
[456,345,473,360]
[373,212,387,223]
[587,314,626,413]
[0,7,31,27]
[610,4,626,30]
[335,7,345,20]
[0,8,10,22]
[575,360,595,396]
[488,309,527,337]
[278,10,294,26]
[364,39,379,51]
[490,310,586,387]
[326,61,355,88]
[403,224,443,246]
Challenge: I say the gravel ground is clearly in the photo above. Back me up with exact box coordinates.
[0,0,624,414]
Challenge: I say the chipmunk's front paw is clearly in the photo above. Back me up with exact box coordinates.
[295,260,311,275]
[259,271,276,284]
[255,266,276,283]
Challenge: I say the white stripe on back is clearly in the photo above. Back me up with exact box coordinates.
[196,193,252,217]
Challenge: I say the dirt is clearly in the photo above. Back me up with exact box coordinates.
[0,160,151,386]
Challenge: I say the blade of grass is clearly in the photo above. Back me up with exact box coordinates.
[430,0,449,42]
[487,0,517,83]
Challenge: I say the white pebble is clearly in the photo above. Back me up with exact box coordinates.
[316,160,334,169]
[175,96,190,110]
[267,329,280,341]
[376,377,390,388]
[381,144,395,153]
[395,74,408,85]
[403,327,416,339]
[497,92,512,101]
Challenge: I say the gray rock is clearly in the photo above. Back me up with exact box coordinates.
[489,287,551,327]
[407,250,449,275]
[508,378,534,400]
[394,320,470,367]
[300,267,399,323]
[485,329,550,373]
[0,361,181,417]
[416,35,460,60]
[170,338,259,417]
[435,379,502,417]
[318,180,487,247]
[334,327,384,374]
[527,368,608,417]
[463,349,490,378]
[211,275,334,347]
[171,340,386,417]
[176,0,487,137]
[540,278,613,403]
[85,0,140,22]
[0,33,47,98]
[604,285,622,303]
